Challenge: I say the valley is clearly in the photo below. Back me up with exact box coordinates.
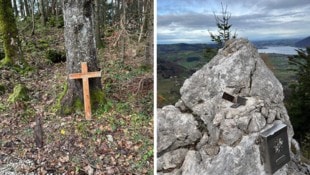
[157,38,304,107]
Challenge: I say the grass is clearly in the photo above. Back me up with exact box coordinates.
[157,76,182,107]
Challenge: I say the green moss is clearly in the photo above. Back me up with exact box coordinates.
[0,0,18,66]
[62,98,84,115]
[73,98,83,112]
[90,88,106,109]
[12,64,33,75]
[0,103,5,111]
[8,84,29,103]
[0,56,13,67]
[52,82,68,113]
[54,84,107,115]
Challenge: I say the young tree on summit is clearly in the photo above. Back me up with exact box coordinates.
[61,0,105,115]
[209,3,236,47]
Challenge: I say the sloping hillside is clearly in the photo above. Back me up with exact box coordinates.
[295,36,310,47]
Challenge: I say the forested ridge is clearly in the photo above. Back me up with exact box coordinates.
[0,0,153,174]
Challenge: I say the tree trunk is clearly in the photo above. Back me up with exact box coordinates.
[12,0,18,17]
[38,0,46,26]
[0,0,19,66]
[145,0,153,66]
[56,0,60,22]
[19,0,25,18]
[94,0,103,48]
[51,0,56,15]
[31,0,35,35]
[121,0,126,62]
[24,0,30,17]
[61,0,103,115]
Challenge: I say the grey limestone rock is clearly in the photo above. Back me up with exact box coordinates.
[157,105,202,154]
[158,148,189,171]
[157,38,308,175]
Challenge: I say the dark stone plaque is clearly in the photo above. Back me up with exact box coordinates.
[222,92,235,102]
[260,122,290,174]
[222,92,247,108]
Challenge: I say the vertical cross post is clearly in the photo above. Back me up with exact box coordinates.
[69,62,101,120]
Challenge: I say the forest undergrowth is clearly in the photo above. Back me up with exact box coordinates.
[0,19,153,174]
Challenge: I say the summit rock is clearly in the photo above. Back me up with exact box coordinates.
[157,38,309,175]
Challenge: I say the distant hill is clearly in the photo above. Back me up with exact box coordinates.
[158,58,191,79]
[158,43,216,54]
[295,36,310,48]
[252,38,300,49]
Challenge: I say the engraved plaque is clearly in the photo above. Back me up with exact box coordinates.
[222,92,235,102]
[260,122,290,174]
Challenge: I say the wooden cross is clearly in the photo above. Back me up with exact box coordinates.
[69,62,101,120]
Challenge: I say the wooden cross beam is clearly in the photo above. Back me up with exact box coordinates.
[69,62,101,120]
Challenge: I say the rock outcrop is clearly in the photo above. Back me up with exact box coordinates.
[157,38,310,175]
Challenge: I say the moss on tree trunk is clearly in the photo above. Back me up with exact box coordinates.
[0,0,18,66]
[8,84,29,103]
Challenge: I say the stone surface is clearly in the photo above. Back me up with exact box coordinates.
[157,105,202,154]
[158,148,188,171]
[157,38,308,175]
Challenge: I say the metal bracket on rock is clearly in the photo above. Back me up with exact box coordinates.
[222,92,247,108]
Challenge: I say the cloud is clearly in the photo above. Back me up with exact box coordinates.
[157,0,310,43]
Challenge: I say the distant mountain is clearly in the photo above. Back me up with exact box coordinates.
[252,38,300,49]
[158,58,191,79]
[158,43,217,54]
[295,36,310,48]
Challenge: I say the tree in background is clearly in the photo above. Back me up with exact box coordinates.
[209,3,236,47]
[287,48,310,158]
[0,0,20,66]
[38,0,47,26]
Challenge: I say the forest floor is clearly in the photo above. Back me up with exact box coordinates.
[0,22,153,174]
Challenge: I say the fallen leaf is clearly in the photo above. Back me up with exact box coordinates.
[60,129,66,135]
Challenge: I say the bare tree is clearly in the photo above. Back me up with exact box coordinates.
[19,0,25,18]
[31,0,35,35]
[38,0,47,26]
[24,0,30,17]
[12,0,19,17]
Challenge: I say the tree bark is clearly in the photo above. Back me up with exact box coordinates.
[121,0,126,62]
[94,0,103,48]
[38,0,46,26]
[24,0,30,17]
[12,0,18,17]
[51,0,56,15]
[145,0,153,66]
[61,0,103,115]
[0,0,19,66]
[31,0,35,35]
[19,0,25,18]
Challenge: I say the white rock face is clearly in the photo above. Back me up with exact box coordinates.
[157,39,308,175]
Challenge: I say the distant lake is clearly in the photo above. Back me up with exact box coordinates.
[258,46,302,55]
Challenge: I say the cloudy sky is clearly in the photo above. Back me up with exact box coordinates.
[157,0,310,44]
